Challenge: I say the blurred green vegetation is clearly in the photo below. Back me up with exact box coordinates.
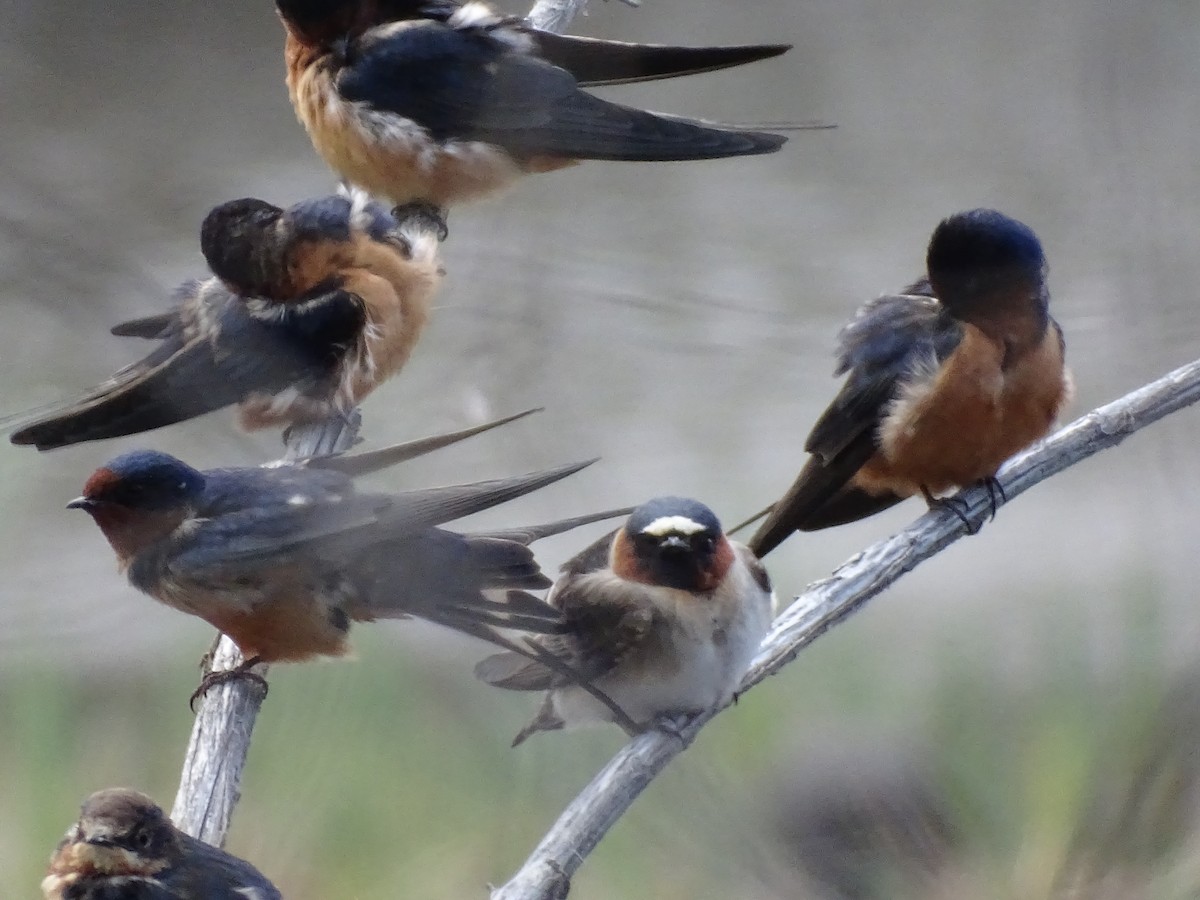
[12,587,1200,899]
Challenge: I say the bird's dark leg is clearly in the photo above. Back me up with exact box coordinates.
[390,202,449,242]
[652,711,697,746]
[921,486,978,535]
[980,476,1006,520]
[190,655,268,712]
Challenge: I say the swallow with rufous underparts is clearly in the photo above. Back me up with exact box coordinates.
[476,495,775,745]
[68,448,632,700]
[276,0,799,206]
[743,208,1072,556]
[43,788,280,900]
[11,191,446,450]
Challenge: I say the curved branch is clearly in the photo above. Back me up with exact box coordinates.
[489,356,1200,900]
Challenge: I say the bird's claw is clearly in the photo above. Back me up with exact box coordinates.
[922,487,978,535]
[981,477,1006,520]
[189,662,268,712]
[652,712,695,743]
[391,202,449,242]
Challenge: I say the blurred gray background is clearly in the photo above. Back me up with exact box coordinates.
[3,0,1200,897]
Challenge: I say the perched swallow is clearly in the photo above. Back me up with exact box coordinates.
[746,209,1072,556]
[11,192,446,450]
[43,788,280,900]
[276,0,790,206]
[68,449,628,674]
[476,496,775,745]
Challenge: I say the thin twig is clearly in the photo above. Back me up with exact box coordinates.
[489,357,1200,900]
[526,0,592,36]
[170,412,361,843]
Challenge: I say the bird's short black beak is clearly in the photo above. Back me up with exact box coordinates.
[66,496,96,511]
[658,535,691,555]
[83,836,117,847]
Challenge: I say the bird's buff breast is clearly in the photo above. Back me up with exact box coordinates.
[862,324,1068,496]
[287,46,528,206]
[151,571,351,663]
[558,573,771,726]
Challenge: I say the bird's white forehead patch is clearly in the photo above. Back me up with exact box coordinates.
[641,515,706,537]
[450,2,506,28]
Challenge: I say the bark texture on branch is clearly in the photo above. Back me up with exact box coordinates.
[489,357,1200,900]
[527,0,589,33]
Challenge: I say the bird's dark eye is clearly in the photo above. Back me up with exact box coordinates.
[134,828,153,850]
[697,536,716,553]
[634,533,658,551]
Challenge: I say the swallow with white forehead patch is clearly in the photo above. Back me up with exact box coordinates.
[43,788,280,900]
[476,496,775,745]
[11,191,445,450]
[276,0,793,206]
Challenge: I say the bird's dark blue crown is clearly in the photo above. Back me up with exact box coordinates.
[93,450,206,510]
[625,496,722,538]
[926,208,1045,285]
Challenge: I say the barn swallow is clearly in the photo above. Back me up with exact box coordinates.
[276,0,791,206]
[68,449,629,683]
[43,788,280,900]
[746,209,1072,556]
[11,191,446,450]
[475,496,775,745]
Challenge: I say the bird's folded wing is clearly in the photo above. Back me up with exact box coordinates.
[475,575,657,689]
[339,23,784,159]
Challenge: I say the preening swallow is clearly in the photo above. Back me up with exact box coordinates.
[11,193,446,450]
[476,496,775,745]
[43,788,280,900]
[276,0,791,206]
[68,449,626,670]
[747,209,1072,556]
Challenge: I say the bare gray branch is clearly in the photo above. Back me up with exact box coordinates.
[527,0,590,32]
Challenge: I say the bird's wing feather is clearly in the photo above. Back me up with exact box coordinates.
[167,833,282,900]
[475,572,659,689]
[161,467,387,578]
[527,32,790,87]
[109,310,178,339]
[169,460,601,574]
[749,285,962,552]
[806,284,961,462]
[10,282,365,450]
[59,876,179,899]
[306,407,543,476]
[338,23,784,160]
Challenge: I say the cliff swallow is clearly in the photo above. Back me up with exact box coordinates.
[12,192,445,450]
[43,788,280,900]
[746,209,1071,555]
[277,0,791,205]
[476,496,775,744]
[68,449,627,677]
